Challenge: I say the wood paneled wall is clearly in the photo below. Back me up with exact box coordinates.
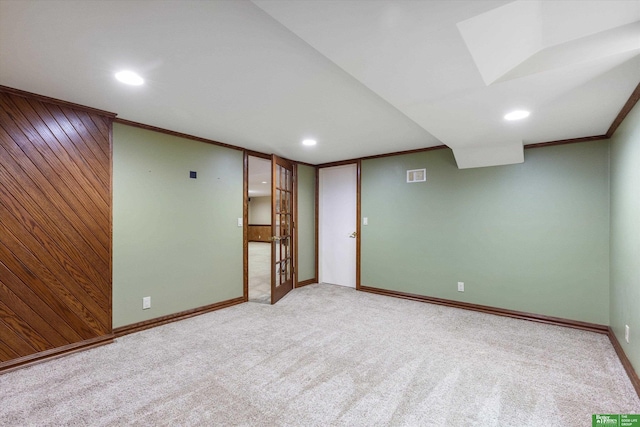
[0,88,114,371]
[248,225,270,242]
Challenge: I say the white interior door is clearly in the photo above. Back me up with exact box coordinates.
[319,164,357,288]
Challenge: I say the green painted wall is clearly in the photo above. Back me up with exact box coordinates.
[361,141,610,324]
[610,102,640,373]
[112,123,244,328]
[297,164,316,282]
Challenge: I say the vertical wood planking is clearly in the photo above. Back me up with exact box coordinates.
[0,89,113,365]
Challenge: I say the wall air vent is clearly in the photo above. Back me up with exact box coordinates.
[406,169,426,183]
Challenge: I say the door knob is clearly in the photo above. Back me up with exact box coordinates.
[349,232,357,238]
[270,236,281,242]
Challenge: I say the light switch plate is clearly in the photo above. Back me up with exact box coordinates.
[237,218,243,227]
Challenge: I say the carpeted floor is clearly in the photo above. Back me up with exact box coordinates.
[248,242,270,304]
[1,284,638,426]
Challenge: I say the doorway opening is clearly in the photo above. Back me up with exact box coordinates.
[247,155,271,303]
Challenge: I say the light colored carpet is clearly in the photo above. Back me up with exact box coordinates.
[248,242,270,304]
[1,284,638,426]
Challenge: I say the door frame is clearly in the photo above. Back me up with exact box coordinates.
[316,160,361,290]
[243,150,299,304]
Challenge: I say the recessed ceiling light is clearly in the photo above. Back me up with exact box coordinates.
[302,139,317,146]
[504,110,530,121]
[115,70,144,86]
[261,181,267,184]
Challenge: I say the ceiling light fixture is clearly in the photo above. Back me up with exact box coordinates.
[261,181,267,184]
[504,110,530,121]
[302,139,317,146]
[115,70,144,86]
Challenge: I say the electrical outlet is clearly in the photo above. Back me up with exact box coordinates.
[143,296,151,310]
[625,325,630,343]
[457,282,464,292]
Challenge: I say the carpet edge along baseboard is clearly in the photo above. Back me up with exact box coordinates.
[608,327,640,398]
[113,296,246,338]
[358,286,607,333]
[0,334,115,374]
[359,285,640,399]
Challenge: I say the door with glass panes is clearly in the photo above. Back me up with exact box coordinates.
[270,155,295,304]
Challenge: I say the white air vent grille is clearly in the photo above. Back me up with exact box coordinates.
[406,168,426,183]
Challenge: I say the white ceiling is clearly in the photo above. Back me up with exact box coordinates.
[248,156,271,197]
[1,0,638,167]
